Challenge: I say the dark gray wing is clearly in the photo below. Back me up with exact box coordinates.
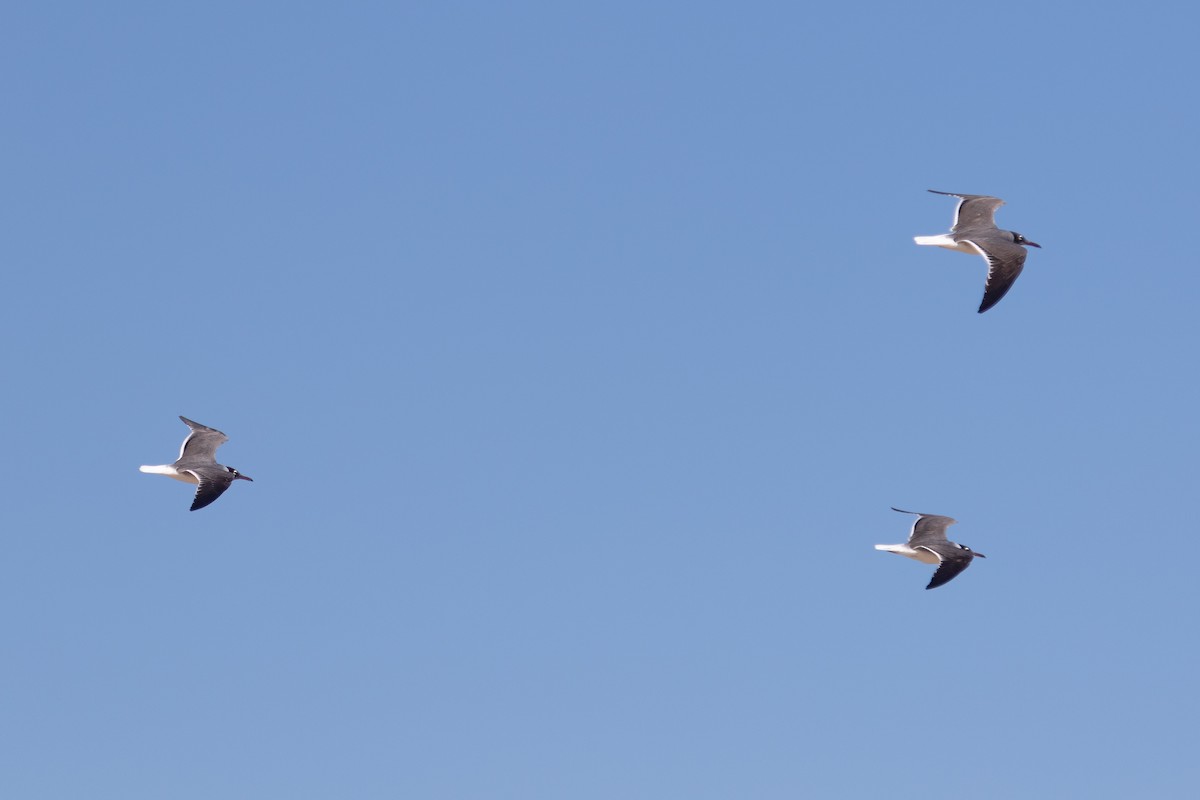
[920,546,975,590]
[177,416,229,463]
[891,507,957,547]
[184,469,235,511]
[961,239,1028,314]
[928,190,1004,233]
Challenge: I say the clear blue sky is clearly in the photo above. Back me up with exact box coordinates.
[3,2,1198,797]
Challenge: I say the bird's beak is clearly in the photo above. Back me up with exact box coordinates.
[974,552,987,558]
[1025,241,1041,248]
[237,474,254,482]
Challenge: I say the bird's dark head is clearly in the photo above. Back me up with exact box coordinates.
[1013,232,1041,249]
[959,543,985,558]
[227,466,254,482]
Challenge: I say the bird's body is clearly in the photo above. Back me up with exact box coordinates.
[914,189,1040,313]
[140,416,253,511]
[875,507,985,589]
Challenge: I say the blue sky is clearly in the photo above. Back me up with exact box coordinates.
[3,2,1198,797]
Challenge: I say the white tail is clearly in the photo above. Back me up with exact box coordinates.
[140,464,195,483]
[913,234,956,246]
[876,543,939,564]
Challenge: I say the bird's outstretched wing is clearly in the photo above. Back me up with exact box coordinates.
[960,239,1028,314]
[928,190,1004,233]
[919,547,975,590]
[177,416,230,462]
[183,469,235,511]
[891,507,957,547]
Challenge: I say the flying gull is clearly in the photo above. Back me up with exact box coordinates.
[875,507,986,589]
[140,416,254,511]
[914,189,1040,313]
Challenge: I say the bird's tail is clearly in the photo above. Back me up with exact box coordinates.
[913,234,956,246]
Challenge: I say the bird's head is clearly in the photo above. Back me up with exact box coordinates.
[226,466,254,482]
[1013,232,1041,249]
